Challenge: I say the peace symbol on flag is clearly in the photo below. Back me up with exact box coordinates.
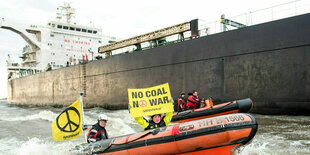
[56,107,81,132]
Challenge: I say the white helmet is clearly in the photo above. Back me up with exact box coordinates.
[98,114,108,121]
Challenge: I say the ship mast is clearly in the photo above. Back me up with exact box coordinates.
[56,2,75,24]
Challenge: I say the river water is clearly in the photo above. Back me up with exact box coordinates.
[0,100,309,155]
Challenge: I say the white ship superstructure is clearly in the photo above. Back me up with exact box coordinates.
[42,20,109,68]
[1,3,116,79]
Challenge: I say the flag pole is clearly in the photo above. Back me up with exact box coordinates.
[80,90,85,129]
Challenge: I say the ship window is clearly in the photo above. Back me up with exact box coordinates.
[61,44,63,47]
[88,30,93,33]
[63,26,69,30]
[89,39,92,42]
[76,28,81,31]
[93,31,97,34]
[57,25,62,29]
[82,29,86,32]
[98,40,102,43]
[66,54,68,56]
[50,34,54,37]
[70,27,75,30]
[52,24,55,27]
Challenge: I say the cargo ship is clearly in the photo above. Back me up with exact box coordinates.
[2,3,118,78]
[2,2,310,115]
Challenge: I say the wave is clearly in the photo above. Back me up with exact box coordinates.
[0,109,139,154]
[108,118,137,137]
[17,138,77,155]
[0,110,57,122]
[0,137,79,155]
[0,137,22,155]
[82,109,138,138]
[235,133,310,155]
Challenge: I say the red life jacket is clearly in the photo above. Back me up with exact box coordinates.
[178,97,186,111]
[187,95,200,110]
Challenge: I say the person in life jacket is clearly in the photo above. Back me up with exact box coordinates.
[135,112,173,130]
[87,114,109,143]
[177,92,186,112]
[186,90,200,110]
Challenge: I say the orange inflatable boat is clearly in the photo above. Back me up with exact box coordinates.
[172,98,253,123]
[74,113,257,155]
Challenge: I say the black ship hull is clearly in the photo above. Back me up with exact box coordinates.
[8,13,310,115]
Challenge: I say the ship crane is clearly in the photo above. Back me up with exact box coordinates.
[0,18,41,49]
[220,14,247,32]
[99,19,199,55]
[1,17,42,78]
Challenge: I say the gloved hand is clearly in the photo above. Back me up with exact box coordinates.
[128,104,132,113]
[82,125,88,131]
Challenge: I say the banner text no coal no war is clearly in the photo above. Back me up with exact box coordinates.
[128,83,174,118]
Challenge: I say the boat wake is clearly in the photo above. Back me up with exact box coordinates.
[0,102,309,154]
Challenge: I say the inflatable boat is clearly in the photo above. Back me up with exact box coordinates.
[172,98,253,123]
[73,113,257,155]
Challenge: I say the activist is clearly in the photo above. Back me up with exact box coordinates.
[177,92,186,112]
[135,111,173,130]
[186,90,201,110]
[87,114,109,143]
[128,83,174,130]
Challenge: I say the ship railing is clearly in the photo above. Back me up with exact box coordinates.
[0,17,3,27]
[22,49,36,54]
[7,62,19,67]
[105,1,310,57]
[198,0,310,36]
[8,66,41,80]
[24,59,36,63]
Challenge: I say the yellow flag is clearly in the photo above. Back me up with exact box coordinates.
[52,99,82,141]
[128,83,174,118]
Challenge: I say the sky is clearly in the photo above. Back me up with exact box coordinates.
[0,0,304,98]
